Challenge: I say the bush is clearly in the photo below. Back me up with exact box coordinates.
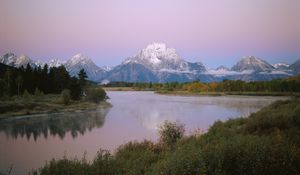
[60,89,71,105]
[31,156,90,175]
[23,89,31,100]
[159,121,185,147]
[34,88,44,96]
[114,141,160,175]
[86,88,107,103]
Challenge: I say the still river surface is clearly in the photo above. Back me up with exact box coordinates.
[0,91,287,174]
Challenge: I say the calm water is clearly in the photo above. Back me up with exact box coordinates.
[0,91,286,174]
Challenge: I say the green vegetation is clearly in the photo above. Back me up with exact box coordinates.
[0,93,111,118]
[103,76,300,96]
[60,89,71,105]
[32,98,300,175]
[0,64,109,117]
[86,87,108,103]
[0,63,83,98]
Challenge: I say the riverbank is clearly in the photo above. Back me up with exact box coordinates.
[0,94,111,119]
[31,98,300,174]
[155,90,300,97]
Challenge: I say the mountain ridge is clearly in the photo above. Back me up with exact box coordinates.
[1,43,299,82]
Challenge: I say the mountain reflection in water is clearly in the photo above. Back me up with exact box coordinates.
[0,108,110,141]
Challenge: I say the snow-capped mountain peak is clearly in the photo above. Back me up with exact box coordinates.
[216,66,230,71]
[67,53,93,66]
[101,66,114,71]
[231,56,274,72]
[123,42,190,72]
[15,55,32,67]
[0,52,18,66]
[48,59,65,67]
[65,53,106,81]
[272,63,289,70]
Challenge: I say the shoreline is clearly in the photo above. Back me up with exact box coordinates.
[0,98,112,119]
[155,90,300,97]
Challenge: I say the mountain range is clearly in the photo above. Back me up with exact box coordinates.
[1,43,299,83]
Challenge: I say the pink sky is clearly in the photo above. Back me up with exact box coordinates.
[0,0,299,67]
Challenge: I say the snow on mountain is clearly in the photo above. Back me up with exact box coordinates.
[0,53,18,66]
[1,51,298,83]
[106,42,208,82]
[216,66,230,71]
[64,53,106,81]
[231,56,274,72]
[123,42,196,73]
[15,55,32,67]
[48,59,65,67]
[101,66,114,71]
[0,53,35,68]
[272,63,290,70]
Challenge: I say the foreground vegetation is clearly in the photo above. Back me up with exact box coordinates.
[31,98,300,175]
[103,76,300,97]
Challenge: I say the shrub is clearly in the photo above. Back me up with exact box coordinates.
[60,89,71,105]
[23,89,31,100]
[86,88,107,103]
[31,156,90,175]
[90,150,117,175]
[159,121,185,147]
[34,88,44,96]
[115,141,160,175]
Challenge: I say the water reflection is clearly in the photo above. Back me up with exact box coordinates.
[0,108,110,141]
[107,92,285,131]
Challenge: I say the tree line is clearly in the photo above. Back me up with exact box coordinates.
[0,63,87,100]
[103,76,300,93]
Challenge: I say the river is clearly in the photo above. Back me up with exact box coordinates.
[0,91,286,174]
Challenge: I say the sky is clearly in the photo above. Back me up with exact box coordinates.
[0,0,300,68]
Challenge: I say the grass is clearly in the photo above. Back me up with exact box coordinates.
[31,98,300,175]
[0,94,111,118]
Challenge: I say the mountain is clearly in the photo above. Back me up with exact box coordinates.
[48,59,65,68]
[289,59,300,75]
[105,43,207,82]
[0,53,18,66]
[1,48,299,83]
[273,63,290,70]
[123,43,193,72]
[216,66,230,71]
[0,53,35,68]
[64,54,106,81]
[103,63,158,82]
[231,56,274,72]
[101,66,114,71]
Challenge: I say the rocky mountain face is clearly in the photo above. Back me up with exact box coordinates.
[1,44,298,83]
[0,53,35,68]
[289,59,300,75]
[231,56,274,72]
[104,43,207,82]
[273,63,290,70]
[64,54,106,81]
[0,53,106,81]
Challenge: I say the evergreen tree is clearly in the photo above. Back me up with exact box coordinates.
[78,69,88,88]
